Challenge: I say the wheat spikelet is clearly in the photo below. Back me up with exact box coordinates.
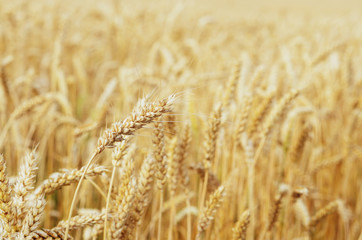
[111,138,131,167]
[232,210,250,240]
[87,224,103,240]
[196,185,225,239]
[35,165,108,195]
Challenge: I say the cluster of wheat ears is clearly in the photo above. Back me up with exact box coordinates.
[0,0,362,239]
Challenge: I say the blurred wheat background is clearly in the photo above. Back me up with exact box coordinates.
[0,0,362,239]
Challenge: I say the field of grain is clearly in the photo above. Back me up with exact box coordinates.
[0,0,362,239]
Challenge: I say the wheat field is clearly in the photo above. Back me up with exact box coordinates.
[0,0,362,239]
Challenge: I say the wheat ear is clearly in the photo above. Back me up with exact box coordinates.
[267,184,289,232]
[203,103,223,169]
[236,94,252,147]
[223,60,241,107]
[232,210,250,240]
[35,165,108,195]
[308,200,343,230]
[111,178,137,239]
[199,103,223,228]
[55,213,108,232]
[254,89,299,163]
[20,192,46,239]
[110,147,136,239]
[13,151,38,230]
[152,121,167,240]
[247,92,274,137]
[64,94,174,240]
[121,155,155,239]
[196,185,225,240]
[0,155,15,237]
[104,138,130,240]
[153,121,167,190]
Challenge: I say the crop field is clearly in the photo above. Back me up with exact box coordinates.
[0,0,361,239]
